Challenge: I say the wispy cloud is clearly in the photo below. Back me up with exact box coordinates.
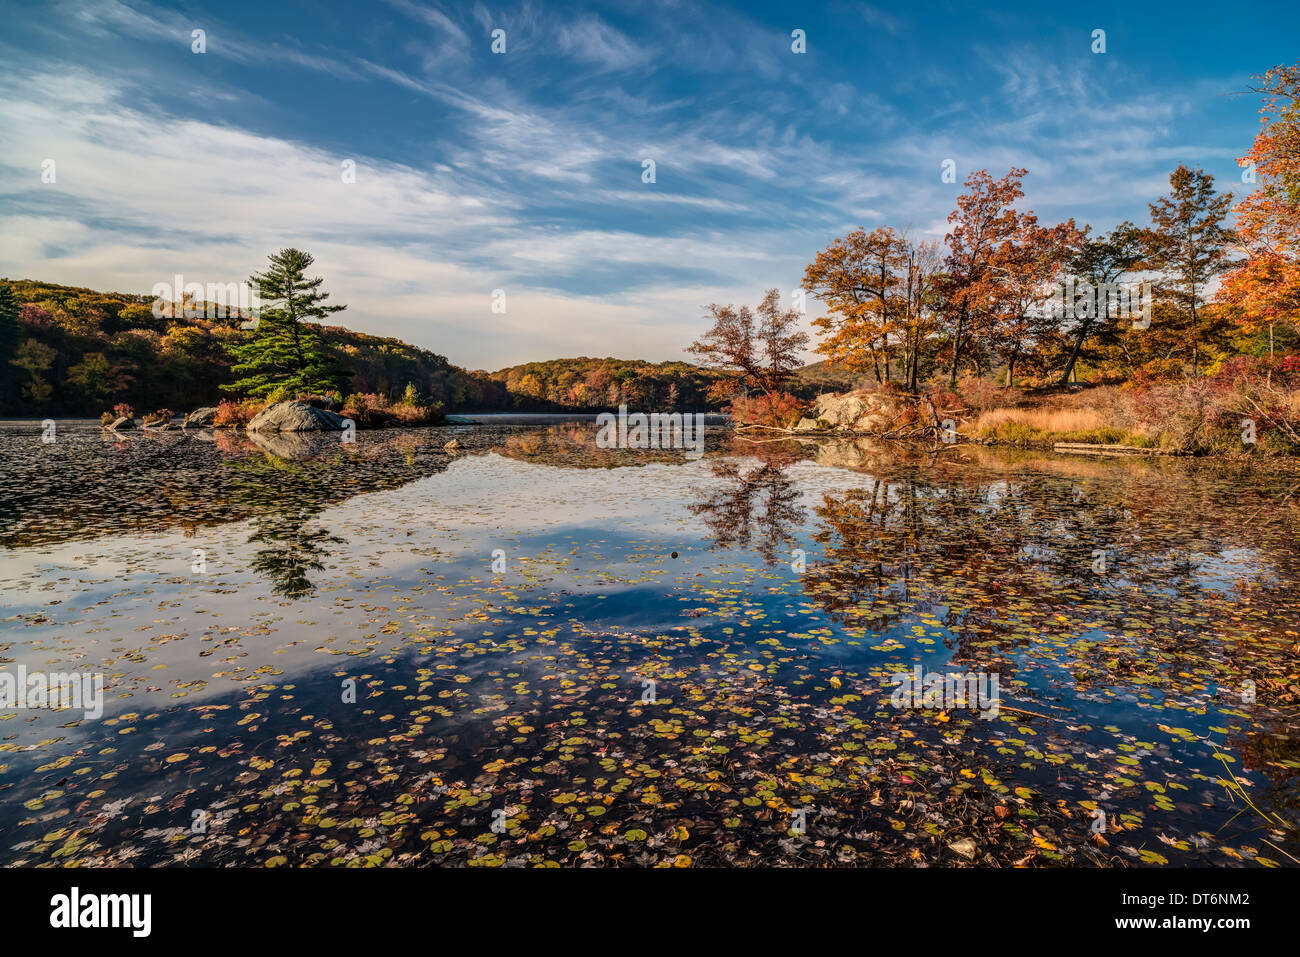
[555,15,650,69]
[0,0,1272,369]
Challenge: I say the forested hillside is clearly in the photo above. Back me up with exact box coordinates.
[0,279,762,416]
[0,278,510,416]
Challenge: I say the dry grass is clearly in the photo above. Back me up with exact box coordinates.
[970,406,1108,434]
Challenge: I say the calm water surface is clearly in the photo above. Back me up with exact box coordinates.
[1,422,1297,867]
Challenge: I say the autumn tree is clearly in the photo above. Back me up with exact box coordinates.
[941,168,1030,386]
[1217,63,1300,355]
[895,239,945,391]
[1146,165,1235,376]
[687,289,808,395]
[10,339,55,404]
[65,352,125,406]
[1058,222,1146,382]
[984,218,1082,386]
[0,285,19,366]
[0,285,19,406]
[802,226,942,391]
[223,248,347,398]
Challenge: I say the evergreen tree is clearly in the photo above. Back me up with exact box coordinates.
[223,249,346,397]
[0,285,19,405]
[1146,166,1235,376]
[10,339,55,404]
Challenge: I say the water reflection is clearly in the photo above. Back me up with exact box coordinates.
[228,455,342,598]
[246,508,340,598]
[3,423,1300,867]
[688,460,805,565]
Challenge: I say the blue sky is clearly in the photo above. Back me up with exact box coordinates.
[1,0,1296,369]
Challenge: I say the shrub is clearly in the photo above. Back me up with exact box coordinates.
[142,408,175,425]
[955,377,1015,413]
[1209,354,1300,449]
[390,401,444,425]
[298,392,340,410]
[340,392,392,426]
[1127,377,1227,452]
[727,391,809,429]
[213,397,267,428]
[339,391,445,427]
[874,379,908,396]
[112,402,134,420]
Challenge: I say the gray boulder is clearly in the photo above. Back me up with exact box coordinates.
[810,391,897,433]
[247,400,349,432]
[184,407,218,428]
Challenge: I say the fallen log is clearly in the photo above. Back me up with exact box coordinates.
[1053,442,1176,456]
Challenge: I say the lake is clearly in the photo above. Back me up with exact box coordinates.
[1,421,1297,867]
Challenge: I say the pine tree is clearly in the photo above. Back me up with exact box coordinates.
[223,249,346,397]
[1147,166,1235,376]
[10,339,55,403]
[0,284,19,368]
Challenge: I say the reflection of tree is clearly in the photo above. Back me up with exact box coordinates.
[1,430,453,549]
[247,506,341,598]
[229,454,342,598]
[1226,723,1300,847]
[801,469,1300,712]
[497,423,711,469]
[805,477,1020,654]
[689,461,805,565]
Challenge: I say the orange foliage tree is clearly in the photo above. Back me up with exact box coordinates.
[1217,62,1300,354]
[802,227,943,392]
[686,288,808,396]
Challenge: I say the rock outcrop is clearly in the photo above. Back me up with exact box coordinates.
[184,407,218,429]
[807,391,898,433]
[247,401,349,432]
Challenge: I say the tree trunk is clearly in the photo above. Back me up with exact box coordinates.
[948,312,966,388]
[1059,317,1092,385]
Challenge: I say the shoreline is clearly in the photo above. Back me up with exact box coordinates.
[9,416,1295,467]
